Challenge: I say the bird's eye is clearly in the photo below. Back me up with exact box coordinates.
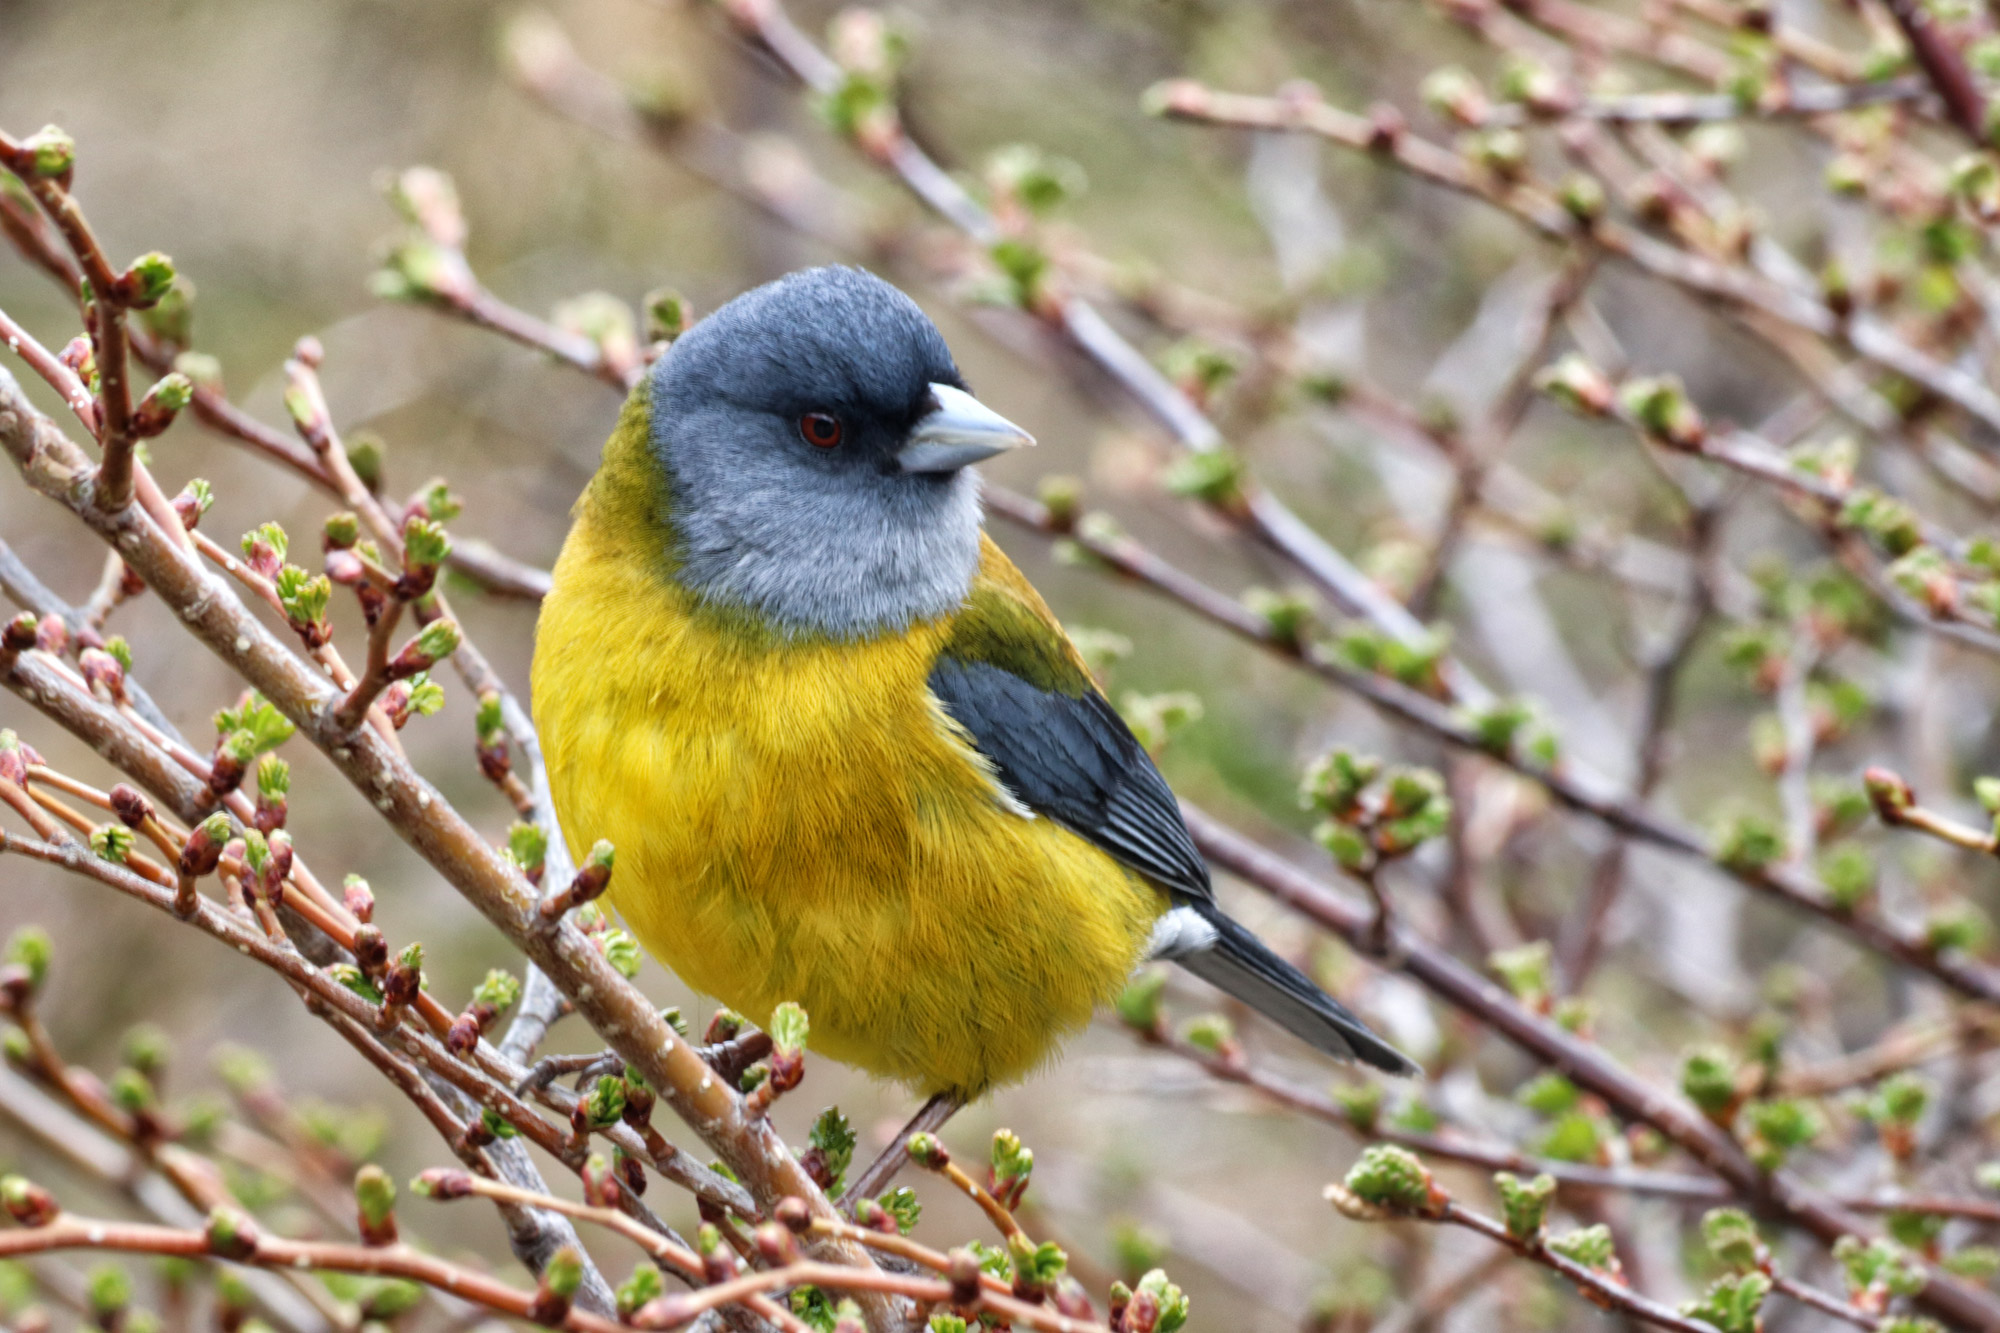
[798,412,844,449]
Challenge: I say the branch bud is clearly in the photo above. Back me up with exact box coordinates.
[0,1174,58,1227]
[1618,375,1705,448]
[204,1205,260,1260]
[131,373,193,438]
[344,874,375,923]
[907,1131,951,1170]
[411,1167,475,1199]
[2,613,36,656]
[354,1164,397,1246]
[1863,766,1914,820]
[172,479,213,531]
[18,126,75,181]
[527,1245,583,1325]
[108,784,152,829]
[1534,353,1613,416]
[1494,1172,1555,1241]
[390,618,460,676]
[120,252,178,309]
[177,813,231,882]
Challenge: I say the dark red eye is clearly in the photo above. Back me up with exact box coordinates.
[799,412,844,448]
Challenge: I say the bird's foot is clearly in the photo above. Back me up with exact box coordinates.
[514,1030,776,1101]
[699,1029,773,1087]
[841,1091,962,1212]
[513,1049,624,1098]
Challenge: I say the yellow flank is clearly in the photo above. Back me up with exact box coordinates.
[532,392,1164,1096]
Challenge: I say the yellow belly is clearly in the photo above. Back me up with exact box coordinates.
[532,509,1162,1096]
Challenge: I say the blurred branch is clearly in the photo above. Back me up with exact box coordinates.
[1182,806,2000,1329]
[1148,81,2000,444]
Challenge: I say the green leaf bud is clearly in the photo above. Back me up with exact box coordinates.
[1494,1172,1555,1241]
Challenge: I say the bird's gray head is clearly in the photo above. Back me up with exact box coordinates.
[648,266,1033,639]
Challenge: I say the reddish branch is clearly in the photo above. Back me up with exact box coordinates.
[1180,804,2000,1331]
[0,365,896,1327]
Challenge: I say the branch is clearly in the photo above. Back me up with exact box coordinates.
[1179,803,2000,1331]
[0,364,896,1325]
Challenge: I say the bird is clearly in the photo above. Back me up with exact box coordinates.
[531,265,1417,1106]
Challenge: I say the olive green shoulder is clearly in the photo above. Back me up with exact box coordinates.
[936,534,1094,698]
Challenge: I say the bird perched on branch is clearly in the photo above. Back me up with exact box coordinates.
[533,266,1415,1101]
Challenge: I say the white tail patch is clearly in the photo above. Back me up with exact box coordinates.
[1145,905,1218,960]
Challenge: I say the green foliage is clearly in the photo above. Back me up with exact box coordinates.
[1841,489,1924,555]
[274,566,331,629]
[1679,1273,1770,1333]
[805,1107,856,1194]
[1546,1224,1617,1272]
[413,617,461,663]
[403,516,451,569]
[1865,1072,1930,1128]
[1114,967,1167,1031]
[1301,749,1381,817]
[990,1128,1033,1197]
[1342,1145,1435,1212]
[1618,374,1703,446]
[1332,1081,1382,1132]
[600,930,641,978]
[1493,1172,1554,1241]
[1488,940,1554,1006]
[1161,449,1247,507]
[1713,812,1786,873]
[1702,1208,1766,1273]
[876,1186,920,1234]
[1515,1071,1579,1117]
[1925,900,1991,955]
[1182,1013,1233,1055]
[1135,1268,1190,1333]
[1680,1047,1740,1119]
[1739,1098,1824,1169]
[1834,1236,1926,1301]
[471,969,520,1013]
[769,1001,809,1056]
[1536,1111,1607,1164]
[214,691,295,753]
[1819,845,1878,910]
[89,824,133,864]
[240,521,289,563]
[616,1262,662,1319]
[986,143,1087,215]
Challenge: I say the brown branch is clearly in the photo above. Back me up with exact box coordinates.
[1180,804,2000,1331]
[1428,1199,1723,1333]
[0,1212,627,1333]
[0,129,138,510]
[0,365,895,1326]
[0,302,97,431]
[1880,0,1987,141]
[1147,82,2000,444]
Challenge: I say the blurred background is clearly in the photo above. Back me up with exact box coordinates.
[4,0,1994,1328]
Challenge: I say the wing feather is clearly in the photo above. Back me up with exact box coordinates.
[929,541,1210,902]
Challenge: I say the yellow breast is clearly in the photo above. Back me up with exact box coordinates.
[531,409,1161,1095]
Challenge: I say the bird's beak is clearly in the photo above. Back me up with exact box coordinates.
[897,383,1036,473]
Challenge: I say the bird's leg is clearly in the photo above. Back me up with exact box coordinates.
[1358,864,1394,957]
[513,1049,624,1098]
[841,1092,962,1210]
[700,1029,773,1086]
[513,1031,775,1100]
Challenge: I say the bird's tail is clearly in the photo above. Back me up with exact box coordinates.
[1161,902,1420,1076]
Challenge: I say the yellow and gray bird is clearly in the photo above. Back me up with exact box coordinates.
[533,266,1416,1100]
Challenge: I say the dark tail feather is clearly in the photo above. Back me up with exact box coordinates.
[1172,904,1420,1076]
